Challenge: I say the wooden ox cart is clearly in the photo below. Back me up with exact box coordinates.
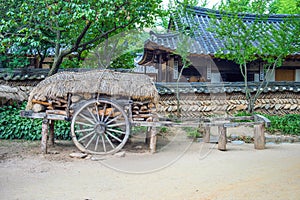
[21,70,270,155]
[21,70,159,155]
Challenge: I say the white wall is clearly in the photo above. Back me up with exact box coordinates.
[211,73,221,83]
[296,69,300,81]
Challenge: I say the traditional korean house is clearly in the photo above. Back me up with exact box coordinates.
[138,6,300,83]
[137,6,300,117]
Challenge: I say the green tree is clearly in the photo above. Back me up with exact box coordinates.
[0,0,164,75]
[209,0,300,113]
[167,0,200,118]
[270,0,300,14]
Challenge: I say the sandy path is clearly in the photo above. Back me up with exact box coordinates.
[0,140,300,200]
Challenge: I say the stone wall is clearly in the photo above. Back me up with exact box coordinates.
[157,92,300,117]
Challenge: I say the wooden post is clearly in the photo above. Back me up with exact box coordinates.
[254,124,265,150]
[149,126,157,154]
[148,118,158,154]
[203,126,210,143]
[218,126,227,151]
[41,118,49,154]
[145,126,151,144]
[49,120,55,147]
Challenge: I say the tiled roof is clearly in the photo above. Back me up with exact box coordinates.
[0,68,132,82]
[144,6,299,57]
[0,68,48,81]
[1,68,299,95]
[155,82,300,94]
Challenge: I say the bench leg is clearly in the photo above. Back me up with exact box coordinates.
[254,124,265,150]
[203,126,210,143]
[41,118,49,154]
[218,126,227,151]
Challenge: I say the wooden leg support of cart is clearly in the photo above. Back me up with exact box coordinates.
[41,118,49,154]
[49,120,55,147]
[149,126,157,154]
[146,118,158,154]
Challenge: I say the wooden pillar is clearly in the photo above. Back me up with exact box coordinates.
[203,126,210,143]
[218,126,227,151]
[41,118,49,154]
[157,54,162,82]
[49,120,55,146]
[254,124,265,150]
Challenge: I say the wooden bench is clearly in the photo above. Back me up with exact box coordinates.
[201,114,271,151]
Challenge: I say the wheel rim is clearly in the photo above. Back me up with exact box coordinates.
[71,99,130,155]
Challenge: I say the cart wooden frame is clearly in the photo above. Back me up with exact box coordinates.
[21,95,270,155]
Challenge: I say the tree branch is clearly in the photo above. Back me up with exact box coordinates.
[78,18,136,49]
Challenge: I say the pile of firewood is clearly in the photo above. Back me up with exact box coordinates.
[30,93,157,120]
[131,100,156,121]
[31,96,68,114]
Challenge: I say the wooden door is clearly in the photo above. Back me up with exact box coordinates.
[275,69,295,81]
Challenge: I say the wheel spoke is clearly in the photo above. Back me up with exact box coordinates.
[107,128,126,135]
[75,127,94,133]
[106,131,122,143]
[106,114,121,125]
[95,135,100,151]
[76,121,94,127]
[104,108,115,122]
[85,133,97,149]
[87,107,97,123]
[101,134,106,152]
[101,103,107,122]
[107,122,126,128]
[95,104,100,121]
[105,134,115,149]
[79,113,95,125]
[78,130,95,142]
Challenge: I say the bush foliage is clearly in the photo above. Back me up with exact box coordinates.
[264,114,300,135]
[234,112,300,135]
[0,102,71,140]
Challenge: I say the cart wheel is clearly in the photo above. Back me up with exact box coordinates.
[71,99,130,155]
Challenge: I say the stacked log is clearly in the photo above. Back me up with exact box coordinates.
[132,100,156,121]
[30,93,157,120]
[31,95,69,115]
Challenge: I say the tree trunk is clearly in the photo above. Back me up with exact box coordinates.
[248,97,255,114]
[176,65,185,118]
[48,56,63,76]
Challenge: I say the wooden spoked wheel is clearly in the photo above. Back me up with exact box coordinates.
[71,99,130,155]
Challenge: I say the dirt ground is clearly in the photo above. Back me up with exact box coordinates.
[1,127,300,200]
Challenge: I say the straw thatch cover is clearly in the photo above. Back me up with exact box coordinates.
[26,70,158,110]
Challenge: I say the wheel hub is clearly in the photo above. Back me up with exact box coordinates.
[94,122,106,135]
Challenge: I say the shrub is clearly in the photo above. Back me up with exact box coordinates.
[265,114,300,135]
[233,112,300,135]
[0,102,71,140]
[184,127,201,138]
